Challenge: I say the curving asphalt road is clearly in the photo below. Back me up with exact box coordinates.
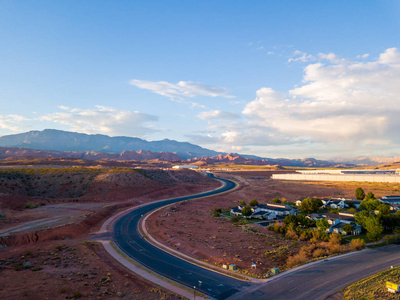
[112,174,252,299]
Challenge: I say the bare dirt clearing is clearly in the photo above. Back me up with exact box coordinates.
[0,239,183,300]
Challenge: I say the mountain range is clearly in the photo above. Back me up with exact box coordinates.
[0,129,218,159]
[1,129,392,167]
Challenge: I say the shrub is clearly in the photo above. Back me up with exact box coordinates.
[13,263,23,271]
[72,291,82,299]
[312,248,327,258]
[299,231,311,241]
[249,199,259,207]
[213,207,222,217]
[23,262,32,269]
[238,219,249,225]
[286,251,308,267]
[285,227,299,240]
[272,197,281,203]
[56,243,65,251]
[230,215,241,223]
[350,238,366,251]
[328,243,345,254]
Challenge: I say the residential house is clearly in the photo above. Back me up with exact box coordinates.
[379,196,400,205]
[230,207,242,216]
[327,199,346,209]
[254,204,298,216]
[389,204,400,212]
[230,203,297,220]
[306,213,325,221]
[323,213,341,226]
[251,211,277,220]
[296,197,329,207]
[329,222,362,235]
[320,198,331,207]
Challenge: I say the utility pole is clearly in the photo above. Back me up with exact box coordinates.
[193,286,196,300]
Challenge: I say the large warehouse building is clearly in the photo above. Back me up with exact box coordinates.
[272,169,400,183]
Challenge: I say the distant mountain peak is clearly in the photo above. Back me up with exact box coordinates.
[0,129,220,159]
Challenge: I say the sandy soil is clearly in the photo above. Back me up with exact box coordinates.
[146,171,400,276]
[0,168,219,235]
[0,239,183,300]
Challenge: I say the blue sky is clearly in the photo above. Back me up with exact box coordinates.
[1,1,400,158]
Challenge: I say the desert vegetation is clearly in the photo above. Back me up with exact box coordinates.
[344,266,400,299]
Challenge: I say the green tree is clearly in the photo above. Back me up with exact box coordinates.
[381,214,400,229]
[241,206,252,217]
[249,199,259,207]
[296,214,316,228]
[377,203,391,215]
[284,215,298,226]
[359,199,380,211]
[342,224,354,235]
[365,216,383,242]
[355,210,369,228]
[239,200,246,206]
[272,197,282,203]
[355,187,366,200]
[365,191,375,201]
[316,219,330,232]
[299,197,323,213]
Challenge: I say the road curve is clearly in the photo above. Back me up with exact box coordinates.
[112,174,252,299]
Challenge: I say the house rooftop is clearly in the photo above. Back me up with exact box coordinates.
[231,207,242,213]
[330,222,348,229]
[256,204,293,212]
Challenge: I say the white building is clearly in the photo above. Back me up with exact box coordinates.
[172,165,199,170]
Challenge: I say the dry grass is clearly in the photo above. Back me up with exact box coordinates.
[349,239,366,251]
[344,267,400,299]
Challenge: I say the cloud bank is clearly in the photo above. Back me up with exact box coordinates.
[40,106,158,137]
[130,79,234,99]
[198,48,400,156]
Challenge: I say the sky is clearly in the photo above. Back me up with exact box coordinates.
[1,1,400,159]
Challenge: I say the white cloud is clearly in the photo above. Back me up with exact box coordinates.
[0,114,28,132]
[40,106,158,137]
[241,47,400,149]
[197,110,240,121]
[318,52,344,63]
[288,50,314,63]
[129,79,234,99]
[191,47,400,158]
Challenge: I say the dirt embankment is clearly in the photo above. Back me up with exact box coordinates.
[0,168,218,231]
[0,239,183,300]
[1,202,133,247]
